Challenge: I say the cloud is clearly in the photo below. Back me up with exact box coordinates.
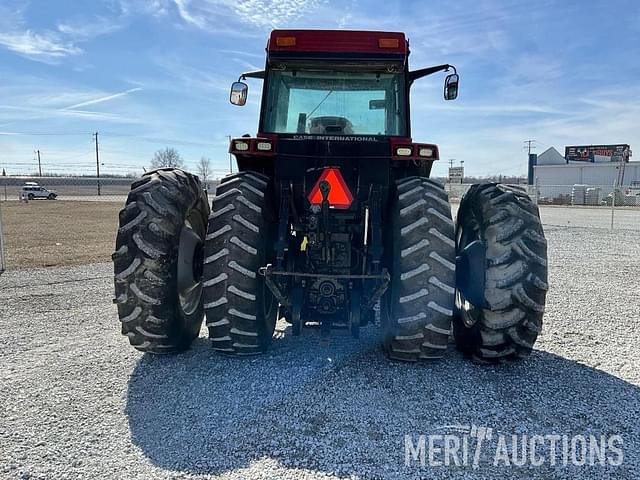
[216,49,265,59]
[56,16,125,40]
[118,0,171,18]
[63,87,143,110]
[0,4,125,63]
[56,109,130,121]
[0,75,146,127]
[170,0,328,30]
[150,54,231,95]
[231,57,261,72]
[0,30,82,60]
[0,103,137,124]
[420,85,640,177]
[422,103,563,115]
[172,0,207,28]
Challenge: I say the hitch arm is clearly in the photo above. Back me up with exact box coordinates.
[259,264,291,307]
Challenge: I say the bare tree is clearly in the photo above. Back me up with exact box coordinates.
[197,156,212,184]
[151,147,183,169]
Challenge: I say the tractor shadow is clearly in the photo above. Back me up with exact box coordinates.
[126,325,640,478]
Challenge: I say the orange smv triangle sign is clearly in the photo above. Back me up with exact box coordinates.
[307,168,353,209]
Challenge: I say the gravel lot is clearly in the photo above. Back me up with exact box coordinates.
[539,206,640,231]
[1,212,639,479]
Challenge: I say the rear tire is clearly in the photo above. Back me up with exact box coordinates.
[453,183,548,362]
[203,171,278,355]
[382,177,456,361]
[113,168,210,353]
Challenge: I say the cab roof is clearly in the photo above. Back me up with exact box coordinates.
[267,30,408,58]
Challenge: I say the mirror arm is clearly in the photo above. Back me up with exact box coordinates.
[408,64,456,84]
[239,70,266,81]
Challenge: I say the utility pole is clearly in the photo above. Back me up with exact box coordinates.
[449,158,455,169]
[524,140,537,186]
[94,132,101,196]
[36,150,42,177]
[524,140,536,155]
[227,135,233,174]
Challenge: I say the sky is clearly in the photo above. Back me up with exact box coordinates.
[0,0,639,178]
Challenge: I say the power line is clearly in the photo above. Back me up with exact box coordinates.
[1,130,220,147]
[100,131,219,147]
[0,131,93,136]
[58,150,94,161]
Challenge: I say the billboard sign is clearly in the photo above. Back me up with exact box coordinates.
[449,166,464,183]
[565,144,630,163]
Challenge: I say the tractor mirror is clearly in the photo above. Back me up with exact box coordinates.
[444,73,459,100]
[230,81,248,106]
[369,99,386,110]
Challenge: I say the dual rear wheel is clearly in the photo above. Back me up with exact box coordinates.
[113,170,547,362]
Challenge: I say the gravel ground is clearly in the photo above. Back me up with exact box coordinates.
[1,218,639,479]
[539,205,640,230]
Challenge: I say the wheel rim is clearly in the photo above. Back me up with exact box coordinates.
[177,209,206,316]
[456,212,482,328]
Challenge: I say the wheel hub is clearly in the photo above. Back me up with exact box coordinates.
[177,215,205,316]
[455,214,484,328]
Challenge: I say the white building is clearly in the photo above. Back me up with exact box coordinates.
[533,147,639,204]
[537,147,566,166]
[535,162,640,187]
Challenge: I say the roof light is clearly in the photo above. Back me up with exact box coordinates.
[234,141,249,151]
[419,147,434,158]
[256,141,272,151]
[276,36,296,47]
[379,38,400,49]
[396,147,413,157]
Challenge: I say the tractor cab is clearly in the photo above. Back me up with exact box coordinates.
[229,30,458,179]
[223,29,462,339]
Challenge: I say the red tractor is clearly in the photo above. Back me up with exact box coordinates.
[113,30,548,362]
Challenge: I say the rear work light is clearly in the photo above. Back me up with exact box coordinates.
[276,36,296,47]
[396,147,413,156]
[419,147,434,157]
[378,38,400,49]
[256,141,272,151]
